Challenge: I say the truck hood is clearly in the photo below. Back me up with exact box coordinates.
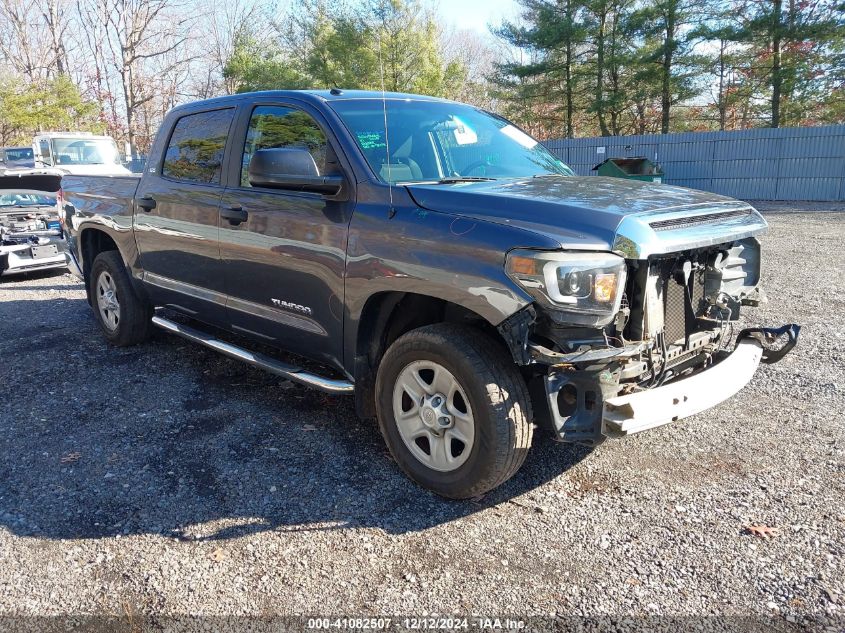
[0,169,62,194]
[406,176,768,258]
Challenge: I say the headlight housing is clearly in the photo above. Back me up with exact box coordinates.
[506,250,627,326]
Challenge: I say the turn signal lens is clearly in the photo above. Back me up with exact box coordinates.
[593,273,618,303]
[508,255,539,276]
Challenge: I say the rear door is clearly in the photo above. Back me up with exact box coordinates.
[217,102,353,369]
[134,107,235,323]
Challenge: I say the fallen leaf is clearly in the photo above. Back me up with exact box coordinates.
[60,452,81,463]
[746,524,780,539]
[208,547,226,562]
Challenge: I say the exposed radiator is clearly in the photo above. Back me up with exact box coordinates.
[627,257,708,344]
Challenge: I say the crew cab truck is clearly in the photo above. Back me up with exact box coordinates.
[61,90,799,499]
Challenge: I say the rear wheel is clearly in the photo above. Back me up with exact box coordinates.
[89,251,152,346]
[375,323,533,499]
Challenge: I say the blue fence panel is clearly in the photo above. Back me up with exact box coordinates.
[543,125,845,201]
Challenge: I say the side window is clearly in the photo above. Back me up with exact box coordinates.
[241,106,330,187]
[162,108,234,184]
[39,139,52,165]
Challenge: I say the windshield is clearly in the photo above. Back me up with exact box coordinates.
[330,99,573,184]
[4,148,33,161]
[50,137,121,166]
[0,193,56,207]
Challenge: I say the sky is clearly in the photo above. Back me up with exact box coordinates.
[434,0,520,34]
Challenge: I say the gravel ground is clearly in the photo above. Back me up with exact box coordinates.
[0,202,843,631]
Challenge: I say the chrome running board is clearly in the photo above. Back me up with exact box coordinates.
[151,315,354,395]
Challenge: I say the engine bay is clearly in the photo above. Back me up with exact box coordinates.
[0,183,66,275]
[1,207,62,241]
[519,237,772,444]
[616,237,764,388]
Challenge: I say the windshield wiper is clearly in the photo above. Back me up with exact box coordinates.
[436,176,496,184]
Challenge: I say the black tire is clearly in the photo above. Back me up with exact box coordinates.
[89,251,152,346]
[375,323,534,499]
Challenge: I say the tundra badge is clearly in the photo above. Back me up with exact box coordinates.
[271,298,313,316]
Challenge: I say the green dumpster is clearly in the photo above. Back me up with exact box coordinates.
[592,157,663,183]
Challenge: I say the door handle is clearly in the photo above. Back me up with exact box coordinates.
[221,205,248,226]
[136,196,156,211]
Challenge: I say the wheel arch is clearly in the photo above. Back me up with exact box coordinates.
[79,226,137,305]
[350,290,515,420]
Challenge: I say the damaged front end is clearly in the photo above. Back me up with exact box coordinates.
[500,223,800,446]
[0,169,68,276]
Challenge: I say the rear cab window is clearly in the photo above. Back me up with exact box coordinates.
[162,109,235,185]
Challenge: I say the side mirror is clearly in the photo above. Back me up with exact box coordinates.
[248,148,344,196]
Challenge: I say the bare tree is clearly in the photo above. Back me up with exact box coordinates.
[77,0,121,134]
[196,0,263,96]
[41,0,71,76]
[93,0,195,155]
[0,0,80,80]
[0,0,47,80]
[440,27,499,108]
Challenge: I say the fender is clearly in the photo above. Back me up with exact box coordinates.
[342,186,560,375]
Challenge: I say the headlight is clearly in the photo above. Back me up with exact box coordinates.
[506,250,627,326]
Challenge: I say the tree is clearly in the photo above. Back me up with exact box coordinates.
[222,0,466,99]
[732,0,844,127]
[195,0,264,97]
[223,34,311,93]
[2,0,842,146]
[583,0,618,136]
[0,0,76,82]
[368,0,461,95]
[0,75,102,145]
[496,0,590,138]
[627,0,701,133]
[82,0,196,155]
[440,28,500,109]
[41,0,71,77]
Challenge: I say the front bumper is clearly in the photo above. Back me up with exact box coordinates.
[0,238,69,276]
[542,324,800,443]
[604,339,758,436]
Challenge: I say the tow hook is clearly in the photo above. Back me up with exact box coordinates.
[737,323,801,364]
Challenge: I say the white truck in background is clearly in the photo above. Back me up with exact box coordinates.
[33,132,131,176]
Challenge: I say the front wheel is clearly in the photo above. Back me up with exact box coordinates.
[89,251,152,346]
[375,324,534,499]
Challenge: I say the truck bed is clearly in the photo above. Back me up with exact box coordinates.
[61,173,141,203]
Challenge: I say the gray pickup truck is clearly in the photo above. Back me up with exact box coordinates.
[61,90,798,498]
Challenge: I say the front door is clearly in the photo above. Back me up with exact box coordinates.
[134,107,235,323]
[218,104,352,369]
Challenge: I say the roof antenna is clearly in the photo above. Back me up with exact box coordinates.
[376,27,395,219]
